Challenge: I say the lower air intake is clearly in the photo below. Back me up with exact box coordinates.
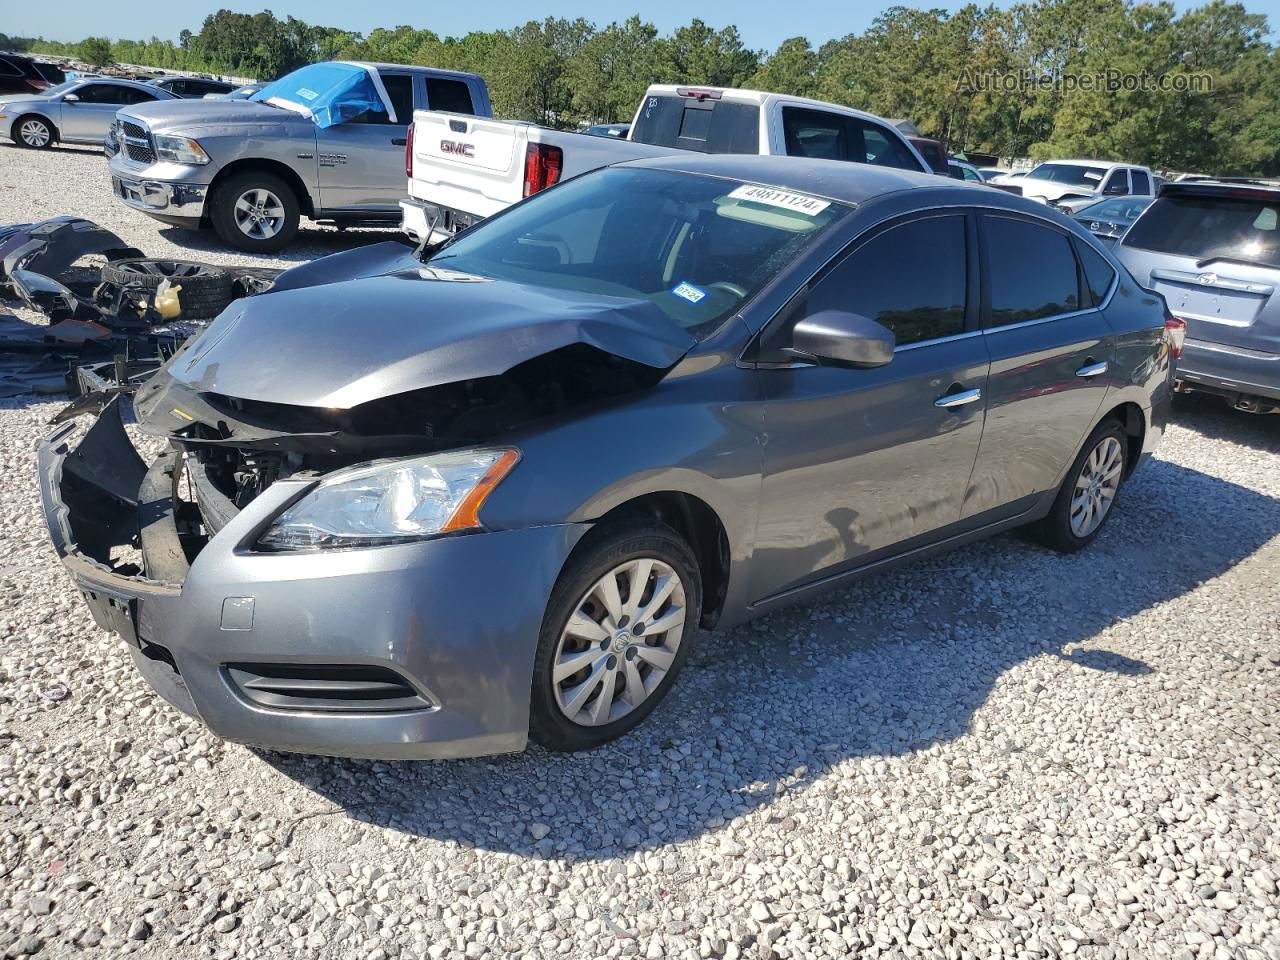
[224,664,433,713]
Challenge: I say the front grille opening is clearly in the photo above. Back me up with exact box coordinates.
[125,142,155,164]
[224,663,433,714]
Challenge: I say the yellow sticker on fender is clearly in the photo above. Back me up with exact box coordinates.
[727,184,831,215]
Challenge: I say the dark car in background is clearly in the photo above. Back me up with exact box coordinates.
[148,76,239,99]
[0,54,65,96]
[1117,177,1280,413]
[1070,195,1153,246]
[38,156,1175,759]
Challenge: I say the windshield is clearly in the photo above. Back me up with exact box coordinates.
[1077,196,1151,222]
[427,167,849,339]
[1027,163,1108,187]
[250,62,390,128]
[1123,191,1280,268]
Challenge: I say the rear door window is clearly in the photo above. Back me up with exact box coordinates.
[781,107,843,160]
[1122,191,1280,268]
[808,215,969,345]
[630,94,760,154]
[984,216,1081,325]
[119,87,160,105]
[1131,170,1152,195]
[856,121,921,170]
[75,84,133,105]
[426,77,475,115]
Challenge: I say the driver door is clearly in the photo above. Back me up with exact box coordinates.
[316,72,414,213]
[748,211,991,602]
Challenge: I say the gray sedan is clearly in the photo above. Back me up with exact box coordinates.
[0,78,177,148]
[38,156,1176,759]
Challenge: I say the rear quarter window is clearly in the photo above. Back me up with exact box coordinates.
[1074,239,1118,306]
[1122,192,1280,269]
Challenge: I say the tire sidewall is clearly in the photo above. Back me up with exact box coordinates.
[529,523,702,752]
[212,173,299,253]
[1047,420,1130,551]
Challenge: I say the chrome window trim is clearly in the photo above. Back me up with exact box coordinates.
[894,329,982,353]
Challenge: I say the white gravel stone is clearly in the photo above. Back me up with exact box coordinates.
[0,142,1278,960]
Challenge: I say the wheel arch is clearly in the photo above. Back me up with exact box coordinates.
[12,112,58,144]
[587,491,731,630]
[1103,401,1147,479]
[209,158,314,217]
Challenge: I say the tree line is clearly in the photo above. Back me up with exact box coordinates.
[12,0,1280,175]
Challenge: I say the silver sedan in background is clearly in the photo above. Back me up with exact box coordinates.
[0,78,178,149]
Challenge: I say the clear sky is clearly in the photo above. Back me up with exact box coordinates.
[8,0,1269,52]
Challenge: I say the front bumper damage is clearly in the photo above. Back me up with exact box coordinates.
[38,398,583,759]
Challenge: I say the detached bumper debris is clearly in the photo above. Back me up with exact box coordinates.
[0,217,281,401]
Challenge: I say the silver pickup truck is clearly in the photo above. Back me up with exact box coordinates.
[105,61,491,252]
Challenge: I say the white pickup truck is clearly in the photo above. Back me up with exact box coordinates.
[401,84,932,242]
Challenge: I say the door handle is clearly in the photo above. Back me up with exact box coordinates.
[391,137,407,146]
[934,387,982,408]
[1076,360,1108,378]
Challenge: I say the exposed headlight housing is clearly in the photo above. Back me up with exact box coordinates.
[153,134,210,165]
[257,448,520,551]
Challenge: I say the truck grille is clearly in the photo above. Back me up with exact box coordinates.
[119,118,155,165]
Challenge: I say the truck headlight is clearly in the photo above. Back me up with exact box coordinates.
[153,134,210,165]
[257,448,520,551]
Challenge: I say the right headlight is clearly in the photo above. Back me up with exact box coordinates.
[257,448,520,551]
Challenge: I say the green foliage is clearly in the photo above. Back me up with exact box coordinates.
[77,37,114,67]
[18,0,1280,173]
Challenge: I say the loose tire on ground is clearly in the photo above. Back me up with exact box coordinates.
[529,521,702,752]
[100,258,236,320]
[1031,418,1130,553]
[209,172,300,253]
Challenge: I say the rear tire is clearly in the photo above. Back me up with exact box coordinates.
[529,521,701,752]
[1031,419,1130,553]
[100,259,235,320]
[14,115,54,149]
[210,172,299,253]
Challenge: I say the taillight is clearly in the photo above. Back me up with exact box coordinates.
[1164,313,1187,359]
[30,80,49,91]
[523,143,563,198]
[404,123,414,178]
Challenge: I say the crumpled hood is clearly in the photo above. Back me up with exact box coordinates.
[167,266,697,408]
[1018,179,1100,203]
[120,98,310,133]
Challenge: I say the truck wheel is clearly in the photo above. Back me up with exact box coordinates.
[210,172,299,253]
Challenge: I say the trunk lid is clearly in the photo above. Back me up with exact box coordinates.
[1119,182,1280,353]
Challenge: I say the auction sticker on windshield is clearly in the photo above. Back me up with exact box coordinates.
[727,185,831,216]
[672,282,707,303]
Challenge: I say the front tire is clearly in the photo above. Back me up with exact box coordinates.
[1032,419,1130,553]
[14,115,54,149]
[209,172,299,253]
[529,521,701,752]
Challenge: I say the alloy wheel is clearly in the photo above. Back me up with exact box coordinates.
[552,558,687,727]
[1070,435,1123,537]
[19,119,50,148]
[233,188,285,240]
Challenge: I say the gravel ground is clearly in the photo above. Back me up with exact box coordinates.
[1,143,1279,960]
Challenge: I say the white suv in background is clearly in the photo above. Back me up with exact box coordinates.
[994,159,1156,213]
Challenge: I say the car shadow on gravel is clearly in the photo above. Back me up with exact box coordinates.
[155,224,400,263]
[1171,393,1279,454]
[259,454,1280,861]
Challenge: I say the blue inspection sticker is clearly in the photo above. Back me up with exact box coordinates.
[671,282,707,304]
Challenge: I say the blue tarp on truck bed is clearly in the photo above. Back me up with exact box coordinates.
[250,62,395,128]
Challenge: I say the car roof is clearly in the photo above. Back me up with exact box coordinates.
[73,77,171,93]
[343,61,480,81]
[622,153,994,205]
[1039,159,1131,169]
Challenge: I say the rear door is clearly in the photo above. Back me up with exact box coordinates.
[963,213,1114,518]
[316,71,414,212]
[1119,184,1280,353]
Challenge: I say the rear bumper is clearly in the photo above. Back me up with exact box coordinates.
[37,401,584,759]
[399,197,480,243]
[1177,338,1280,403]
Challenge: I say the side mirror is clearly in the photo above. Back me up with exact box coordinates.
[791,310,895,369]
[62,93,80,103]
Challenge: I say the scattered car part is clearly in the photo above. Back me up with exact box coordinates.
[9,268,102,322]
[0,217,141,288]
[99,259,235,320]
